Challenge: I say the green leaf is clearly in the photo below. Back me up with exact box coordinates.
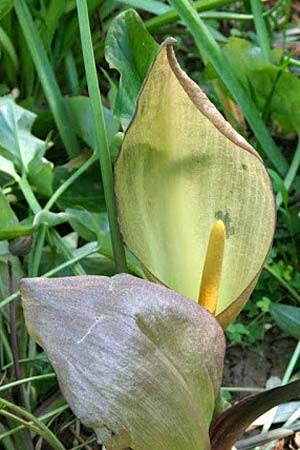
[0,0,12,19]
[270,303,300,339]
[67,208,145,277]
[21,274,225,450]
[0,189,33,240]
[67,96,119,150]
[66,208,110,243]
[28,156,53,197]
[0,188,18,228]
[115,41,276,328]
[210,380,300,450]
[105,9,159,129]
[211,38,300,133]
[0,155,19,180]
[53,161,105,213]
[0,96,53,195]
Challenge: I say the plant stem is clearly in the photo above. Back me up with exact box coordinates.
[0,405,68,441]
[30,224,47,277]
[18,177,41,215]
[0,398,66,450]
[277,137,300,207]
[76,0,127,273]
[0,243,100,309]
[221,386,265,393]
[47,229,86,275]
[261,339,300,450]
[0,374,56,394]
[44,152,98,211]
[264,264,300,302]
[8,262,27,409]
[282,339,300,384]
[18,175,86,275]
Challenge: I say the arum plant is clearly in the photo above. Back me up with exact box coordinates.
[20,41,300,450]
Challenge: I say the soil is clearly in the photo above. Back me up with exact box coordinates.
[223,327,299,449]
[223,329,297,400]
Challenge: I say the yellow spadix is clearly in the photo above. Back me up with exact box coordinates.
[198,220,226,315]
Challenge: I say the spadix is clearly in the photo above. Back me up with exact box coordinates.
[198,220,225,315]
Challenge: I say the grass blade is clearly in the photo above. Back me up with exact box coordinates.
[13,0,80,158]
[146,0,237,32]
[76,0,128,273]
[250,0,271,61]
[0,398,66,450]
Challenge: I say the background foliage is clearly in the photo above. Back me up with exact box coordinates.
[0,0,299,448]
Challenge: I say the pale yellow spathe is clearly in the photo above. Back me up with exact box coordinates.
[115,41,275,327]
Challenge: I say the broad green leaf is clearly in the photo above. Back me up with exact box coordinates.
[66,208,110,243]
[67,96,119,150]
[0,189,33,240]
[115,41,276,328]
[210,380,300,450]
[105,9,159,129]
[270,303,300,339]
[0,96,53,195]
[0,188,18,228]
[208,37,300,133]
[21,274,225,450]
[0,154,19,180]
[67,208,145,277]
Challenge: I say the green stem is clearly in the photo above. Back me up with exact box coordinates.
[18,177,41,215]
[0,405,68,441]
[282,339,300,384]
[30,224,47,277]
[76,0,127,273]
[277,137,300,208]
[0,243,100,309]
[47,229,86,275]
[264,264,300,302]
[168,0,288,175]
[262,339,300,450]
[0,325,13,363]
[0,398,66,450]
[287,57,300,67]
[221,386,265,393]
[13,0,80,158]
[18,175,86,275]
[0,374,56,393]
[44,152,97,211]
[0,409,40,433]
